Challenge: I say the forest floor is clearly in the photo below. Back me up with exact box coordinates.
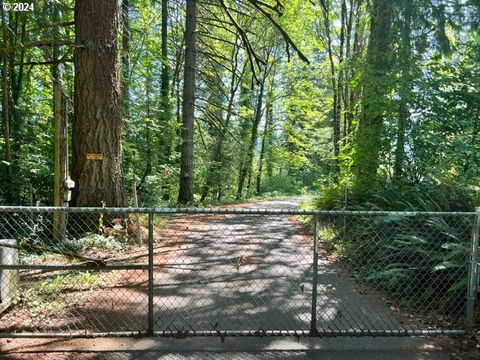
[0,198,479,359]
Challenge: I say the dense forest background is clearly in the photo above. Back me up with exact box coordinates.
[0,0,479,210]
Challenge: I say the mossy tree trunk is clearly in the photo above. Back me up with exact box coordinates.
[352,0,393,196]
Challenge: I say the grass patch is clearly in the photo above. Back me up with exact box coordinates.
[13,271,107,320]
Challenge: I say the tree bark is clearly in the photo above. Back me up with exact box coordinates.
[237,75,265,199]
[320,0,340,178]
[338,0,346,149]
[8,14,26,205]
[160,0,172,163]
[121,0,130,118]
[343,0,355,145]
[161,0,169,100]
[256,76,274,196]
[235,83,252,200]
[393,0,412,181]
[178,0,197,204]
[1,10,12,204]
[72,0,127,207]
[352,0,393,195]
[347,0,365,137]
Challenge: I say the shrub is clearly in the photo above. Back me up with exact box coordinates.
[261,174,303,195]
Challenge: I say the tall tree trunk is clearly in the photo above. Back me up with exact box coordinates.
[160,0,172,163]
[256,77,274,196]
[235,83,252,200]
[347,0,365,137]
[393,0,412,181]
[320,0,340,177]
[216,60,241,201]
[172,30,185,157]
[1,10,12,204]
[9,14,25,204]
[339,0,347,148]
[246,165,253,197]
[72,0,127,207]
[343,0,355,145]
[161,0,169,100]
[178,0,197,204]
[138,78,153,192]
[352,0,393,195]
[236,77,265,199]
[343,1,350,146]
[121,0,130,118]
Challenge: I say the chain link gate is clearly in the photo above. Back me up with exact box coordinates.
[0,206,478,338]
[149,211,315,336]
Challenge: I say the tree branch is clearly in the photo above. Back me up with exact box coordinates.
[218,0,265,83]
[247,0,310,64]
[13,58,73,67]
[0,40,81,54]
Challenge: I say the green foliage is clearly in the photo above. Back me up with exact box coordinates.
[260,174,303,196]
[36,271,105,295]
[411,54,480,188]
[81,234,126,253]
[361,184,475,212]
[316,185,347,209]
[317,184,476,318]
[356,214,469,313]
[0,0,478,208]
[319,181,476,211]
[13,271,106,320]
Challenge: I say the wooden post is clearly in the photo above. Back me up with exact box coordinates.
[132,181,139,208]
[466,208,480,330]
[52,62,68,242]
[52,6,68,242]
[132,182,142,245]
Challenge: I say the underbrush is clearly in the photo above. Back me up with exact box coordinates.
[11,212,150,262]
[314,184,477,323]
[11,271,107,321]
[323,213,472,317]
[18,233,129,264]
[260,174,304,195]
[317,183,475,212]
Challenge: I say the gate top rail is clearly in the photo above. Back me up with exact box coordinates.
[0,206,476,216]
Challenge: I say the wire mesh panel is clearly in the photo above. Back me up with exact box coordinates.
[0,208,150,335]
[0,207,477,338]
[151,213,314,335]
[314,212,476,335]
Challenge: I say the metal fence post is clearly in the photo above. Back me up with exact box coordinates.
[147,212,154,336]
[466,208,480,330]
[310,215,319,336]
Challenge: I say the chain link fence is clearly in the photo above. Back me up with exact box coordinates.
[0,207,478,337]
